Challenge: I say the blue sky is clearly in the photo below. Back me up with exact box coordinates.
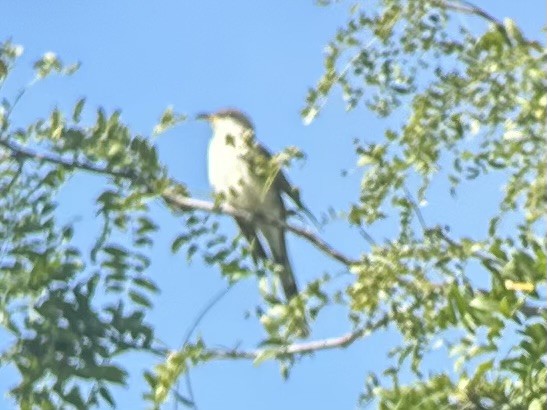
[0,2,544,409]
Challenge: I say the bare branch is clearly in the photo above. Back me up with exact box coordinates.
[194,312,390,361]
[437,0,511,44]
[206,327,365,361]
[440,0,503,26]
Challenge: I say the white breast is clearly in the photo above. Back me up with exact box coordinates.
[207,117,283,216]
[207,132,261,211]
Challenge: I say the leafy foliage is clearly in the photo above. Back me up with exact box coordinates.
[304,0,546,407]
[0,42,161,408]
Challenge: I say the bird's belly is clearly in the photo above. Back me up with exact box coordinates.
[208,140,271,212]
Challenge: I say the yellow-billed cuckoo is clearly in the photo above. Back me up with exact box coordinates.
[197,109,314,302]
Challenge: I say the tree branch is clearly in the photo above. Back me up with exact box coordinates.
[161,190,357,266]
[192,312,390,361]
[440,0,503,26]
[205,327,366,361]
[438,0,511,44]
[0,137,358,266]
[0,138,135,180]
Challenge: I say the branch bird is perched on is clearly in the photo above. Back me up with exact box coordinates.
[197,109,314,303]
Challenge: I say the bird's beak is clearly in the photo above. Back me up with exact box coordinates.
[196,112,212,121]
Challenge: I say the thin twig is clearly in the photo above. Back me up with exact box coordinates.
[402,184,428,233]
[203,313,390,360]
[2,87,27,131]
[0,138,135,179]
[438,0,511,44]
[176,285,234,410]
[358,226,377,247]
[443,0,504,27]
[434,227,499,266]
[0,160,23,195]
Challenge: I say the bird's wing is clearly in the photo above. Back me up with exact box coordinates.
[256,143,319,227]
[235,216,268,262]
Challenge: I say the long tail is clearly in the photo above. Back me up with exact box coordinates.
[237,217,298,299]
[263,224,309,337]
[278,256,299,301]
[263,224,298,301]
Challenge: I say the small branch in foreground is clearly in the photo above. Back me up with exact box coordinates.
[146,324,371,362]
[192,313,389,360]
[207,327,365,361]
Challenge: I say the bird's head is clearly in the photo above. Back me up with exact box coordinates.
[197,109,254,139]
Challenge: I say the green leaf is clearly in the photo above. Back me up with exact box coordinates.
[129,290,152,308]
[103,245,128,258]
[143,371,157,388]
[33,51,62,78]
[0,59,7,79]
[171,234,190,253]
[153,106,187,136]
[72,98,86,122]
[99,365,127,384]
[474,359,494,379]
[254,349,277,365]
[529,399,544,410]
[98,386,115,407]
[137,216,158,235]
[488,217,500,236]
[186,244,198,261]
[64,386,85,408]
[132,277,159,293]
[469,296,500,313]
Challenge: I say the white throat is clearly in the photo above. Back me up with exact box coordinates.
[207,117,262,209]
[211,117,252,145]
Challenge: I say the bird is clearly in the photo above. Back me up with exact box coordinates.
[197,109,314,303]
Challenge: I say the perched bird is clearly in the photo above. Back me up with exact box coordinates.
[197,109,313,302]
